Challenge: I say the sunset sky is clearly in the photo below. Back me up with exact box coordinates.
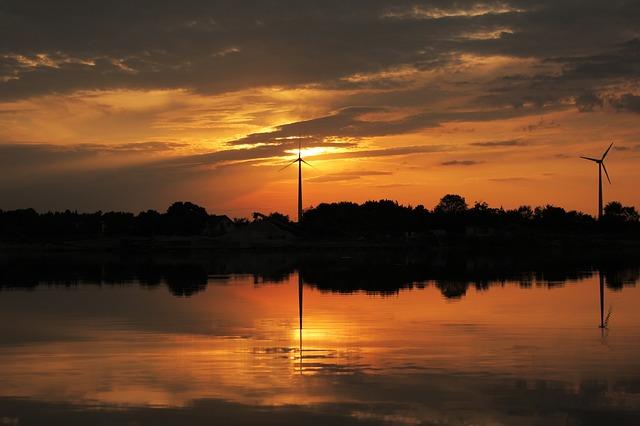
[1,0,639,218]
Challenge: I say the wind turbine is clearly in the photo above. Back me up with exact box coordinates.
[580,143,613,220]
[280,141,312,223]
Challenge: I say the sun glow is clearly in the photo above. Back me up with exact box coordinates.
[284,146,330,157]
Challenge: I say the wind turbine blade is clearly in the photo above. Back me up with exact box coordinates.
[580,156,599,162]
[601,142,613,160]
[279,159,298,171]
[300,159,315,169]
[602,162,612,184]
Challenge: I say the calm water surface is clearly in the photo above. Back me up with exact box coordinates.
[0,255,639,425]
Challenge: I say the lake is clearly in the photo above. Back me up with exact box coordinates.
[0,251,639,425]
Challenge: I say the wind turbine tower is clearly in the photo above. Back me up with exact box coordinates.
[280,141,312,223]
[580,143,613,220]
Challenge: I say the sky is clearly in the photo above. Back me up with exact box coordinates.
[1,0,639,218]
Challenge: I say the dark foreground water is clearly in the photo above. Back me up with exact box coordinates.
[0,252,639,425]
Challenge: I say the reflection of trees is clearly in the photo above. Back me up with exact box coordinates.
[0,252,638,299]
[602,267,640,290]
[434,280,469,299]
[164,265,208,297]
[299,254,639,299]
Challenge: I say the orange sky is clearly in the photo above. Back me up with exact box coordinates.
[1,2,639,217]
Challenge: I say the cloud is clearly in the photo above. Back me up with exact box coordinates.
[224,105,561,153]
[307,170,392,183]
[0,141,186,169]
[471,38,640,111]
[1,1,640,212]
[316,145,450,160]
[1,1,639,104]
[0,140,441,212]
[167,143,451,168]
[441,160,482,166]
[471,139,524,147]
[100,141,188,152]
[488,177,529,182]
[575,92,604,112]
[611,93,640,113]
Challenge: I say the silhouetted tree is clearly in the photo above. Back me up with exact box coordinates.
[137,209,162,236]
[267,212,291,224]
[165,201,208,235]
[435,194,468,214]
[233,217,250,227]
[102,212,135,235]
[0,196,638,242]
[516,205,534,221]
[533,205,594,231]
[604,201,639,224]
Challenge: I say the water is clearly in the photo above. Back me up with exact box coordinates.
[0,253,639,425]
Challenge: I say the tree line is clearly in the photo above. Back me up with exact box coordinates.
[301,195,640,238]
[0,196,638,240]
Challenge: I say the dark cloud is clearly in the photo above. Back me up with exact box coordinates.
[522,116,558,132]
[317,145,450,160]
[575,92,604,112]
[226,107,390,145]
[225,105,560,151]
[1,1,639,102]
[489,177,529,182]
[471,38,640,111]
[1,1,639,211]
[0,141,186,168]
[471,139,524,147]
[102,141,188,152]
[0,139,445,174]
[611,93,640,113]
[0,141,443,211]
[441,160,482,166]
[307,170,392,183]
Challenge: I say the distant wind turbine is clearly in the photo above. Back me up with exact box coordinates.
[580,143,613,220]
[280,141,313,223]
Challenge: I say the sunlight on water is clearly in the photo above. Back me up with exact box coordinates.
[0,266,639,424]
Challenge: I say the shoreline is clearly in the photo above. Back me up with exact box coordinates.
[1,232,639,255]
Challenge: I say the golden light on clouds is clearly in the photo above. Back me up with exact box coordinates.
[0,1,638,215]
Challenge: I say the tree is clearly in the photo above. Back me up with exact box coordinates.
[233,217,250,227]
[267,212,291,224]
[165,201,209,235]
[137,209,162,235]
[516,205,534,220]
[604,201,640,224]
[435,194,468,214]
[167,201,208,218]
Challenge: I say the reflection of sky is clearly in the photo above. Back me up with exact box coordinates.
[0,273,640,424]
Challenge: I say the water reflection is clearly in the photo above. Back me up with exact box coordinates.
[0,252,639,425]
[298,273,303,375]
[1,251,639,299]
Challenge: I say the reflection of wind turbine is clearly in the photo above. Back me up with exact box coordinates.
[581,143,613,220]
[598,271,612,330]
[298,272,303,374]
[599,272,605,329]
[280,141,312,223]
